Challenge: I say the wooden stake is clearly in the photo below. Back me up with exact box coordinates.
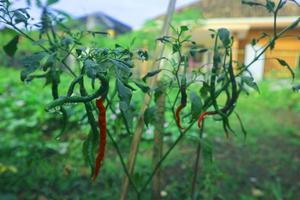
[119,1,177,199]
[152,83,165,200]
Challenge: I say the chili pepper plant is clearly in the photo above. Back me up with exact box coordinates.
[0,0,299,198]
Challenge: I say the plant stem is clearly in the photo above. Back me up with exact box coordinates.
[191,120,205,200]
[106,130,140,196]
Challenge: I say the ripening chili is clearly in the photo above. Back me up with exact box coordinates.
[175,104,185,129]
[197,112,210,128]
[175,82,187,129]
[92,97,107,181]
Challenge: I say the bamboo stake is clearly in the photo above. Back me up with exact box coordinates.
[151,83,165,200]
[119,1,177,199]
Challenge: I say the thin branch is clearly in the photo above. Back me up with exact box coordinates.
[191,120,205,200]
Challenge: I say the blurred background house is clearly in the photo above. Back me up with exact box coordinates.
[182,0,300,80]
[78,12,132,36]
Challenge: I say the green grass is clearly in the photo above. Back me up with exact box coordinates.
[1,67,300,199]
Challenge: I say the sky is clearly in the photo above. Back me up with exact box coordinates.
[13,0,199,29]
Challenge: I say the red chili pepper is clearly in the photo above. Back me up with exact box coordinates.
[93,98,106,181]
[197,112,209,128]
[175,104,185,129]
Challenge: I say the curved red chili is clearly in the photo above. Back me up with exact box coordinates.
[197,112,209,128]
[93,98,107,181]
[175,84,187,129]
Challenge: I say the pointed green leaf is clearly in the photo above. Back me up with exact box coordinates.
[116,79,132,108]
[3,35,19,57]
[266,0,275,12]
[180,25,189,33]
[218,28,231,47]
[293,84,300,92]
[234,112,247,139]
[142,69,162,82]
[241,76,260,93]
[276,58,295,80]
[133,80,150,93]
[82,132,95,176]
[241,0,265,7]
[84,59,98,79]
[47,0,59,6]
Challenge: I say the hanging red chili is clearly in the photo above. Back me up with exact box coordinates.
[197,112,209,128]
[175,83,187,129]
[175,104,185,129]
[92,97,106,181]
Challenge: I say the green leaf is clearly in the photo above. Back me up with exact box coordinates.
[84,59,99,79]
[156,36,172,44]
[16,8,30,18]
[241,76,260,93]
[133,80,150,93]
[200,82,210,98]
[82,132,95,176]
[277,1,286,9]
[172,43,182,54]
[183,35,192,41]
[180,25,189,33]
[276,58,295,80]
[137,49,148,61]
[42,53,56,71]
[189,47,208,56]
[241,0,265,7]
[20,66,38,82]
[251,38,257,46]
[292,84,300,92]
[111,59,133,79]
[116,79,132,109]
[75,47,86,56]
[20,52,47,81]
[266,0,275,12]
[190,91,202,120]
[234,112,247,139]
[144,106,156,127]
[117,79,133,130]
[142,69,162,82]
[218,28,231,47]
[14,11,29,26]
[61,37,73,46]
[3,35,19,57]
[47,0,59,6]
[117,79,134,130]
[130,37,136,47]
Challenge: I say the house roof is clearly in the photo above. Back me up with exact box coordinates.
[199,16,299,29]
[79,12,132,34]
[179,0,300,19]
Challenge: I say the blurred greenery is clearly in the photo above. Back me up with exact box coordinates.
[1,4,300,199]
[1,66,300,199]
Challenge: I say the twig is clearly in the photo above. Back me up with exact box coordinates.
[191,120,205,200]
